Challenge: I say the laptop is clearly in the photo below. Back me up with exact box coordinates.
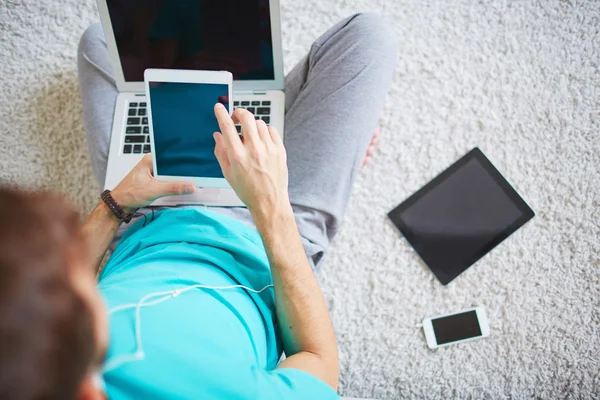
[97,0,285,206]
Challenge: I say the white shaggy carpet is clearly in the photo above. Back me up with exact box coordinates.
[1,0,599,398]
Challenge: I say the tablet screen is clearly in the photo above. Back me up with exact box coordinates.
[149,81,228,178]
[388,148,534,285]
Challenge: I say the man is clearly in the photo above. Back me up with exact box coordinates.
[0,13,397,399]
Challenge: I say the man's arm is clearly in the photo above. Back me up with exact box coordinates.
[213,104,339,390]
[81,201,121,272]
[254,207,339,390]
[81,154,195,273]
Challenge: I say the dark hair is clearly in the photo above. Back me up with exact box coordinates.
[0,187,95,400]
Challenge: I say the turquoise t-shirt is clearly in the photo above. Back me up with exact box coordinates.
[98,208,338,399]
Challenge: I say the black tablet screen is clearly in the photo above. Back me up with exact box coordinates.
[388,148,534,285]
[149,81,228,178]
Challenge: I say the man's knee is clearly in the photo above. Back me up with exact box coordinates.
[78,22,105,57]
[344,13,398,61]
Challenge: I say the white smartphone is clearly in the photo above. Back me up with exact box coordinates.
[422,307,489,349]
[144,68,233,189]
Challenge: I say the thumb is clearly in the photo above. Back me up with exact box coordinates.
[152,180,196,197]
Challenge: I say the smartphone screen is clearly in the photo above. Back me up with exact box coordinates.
[148,81,229,178]
[431,310,482,345]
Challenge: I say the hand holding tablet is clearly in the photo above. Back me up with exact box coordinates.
[144,68,288,213]
[145,69,234,189]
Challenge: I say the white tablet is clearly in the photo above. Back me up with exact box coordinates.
[144,69,233,188]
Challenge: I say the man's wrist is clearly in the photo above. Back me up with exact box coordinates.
[109,188,136,213]
[251,200,295,234]
[97,199,122,224]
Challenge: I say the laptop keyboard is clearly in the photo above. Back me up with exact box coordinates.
[123,100,271,154]
[234,100,271,132]
[123,101,150,154]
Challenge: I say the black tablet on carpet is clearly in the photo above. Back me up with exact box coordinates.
[388,148,535,285]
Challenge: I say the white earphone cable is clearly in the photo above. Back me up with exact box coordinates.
[102,283,274,373]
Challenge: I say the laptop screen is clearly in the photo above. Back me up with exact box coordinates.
[106,0,275,82]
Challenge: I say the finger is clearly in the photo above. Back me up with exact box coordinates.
[213,132,231,178]
[255,120,272,144]
[267,126,283,146]
[214,103,243,153]
[232,108,260,146]
[213,131,229,163]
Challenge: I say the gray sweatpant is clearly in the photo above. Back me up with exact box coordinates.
[78,13,398,267]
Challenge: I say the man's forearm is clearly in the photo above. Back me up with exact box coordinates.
[253,205,339,389]
[81,201,121,273]
[78,154,196,274]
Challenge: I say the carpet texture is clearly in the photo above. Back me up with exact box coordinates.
[1,0,599,398]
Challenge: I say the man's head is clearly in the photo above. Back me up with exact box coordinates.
[0,187,107,400]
